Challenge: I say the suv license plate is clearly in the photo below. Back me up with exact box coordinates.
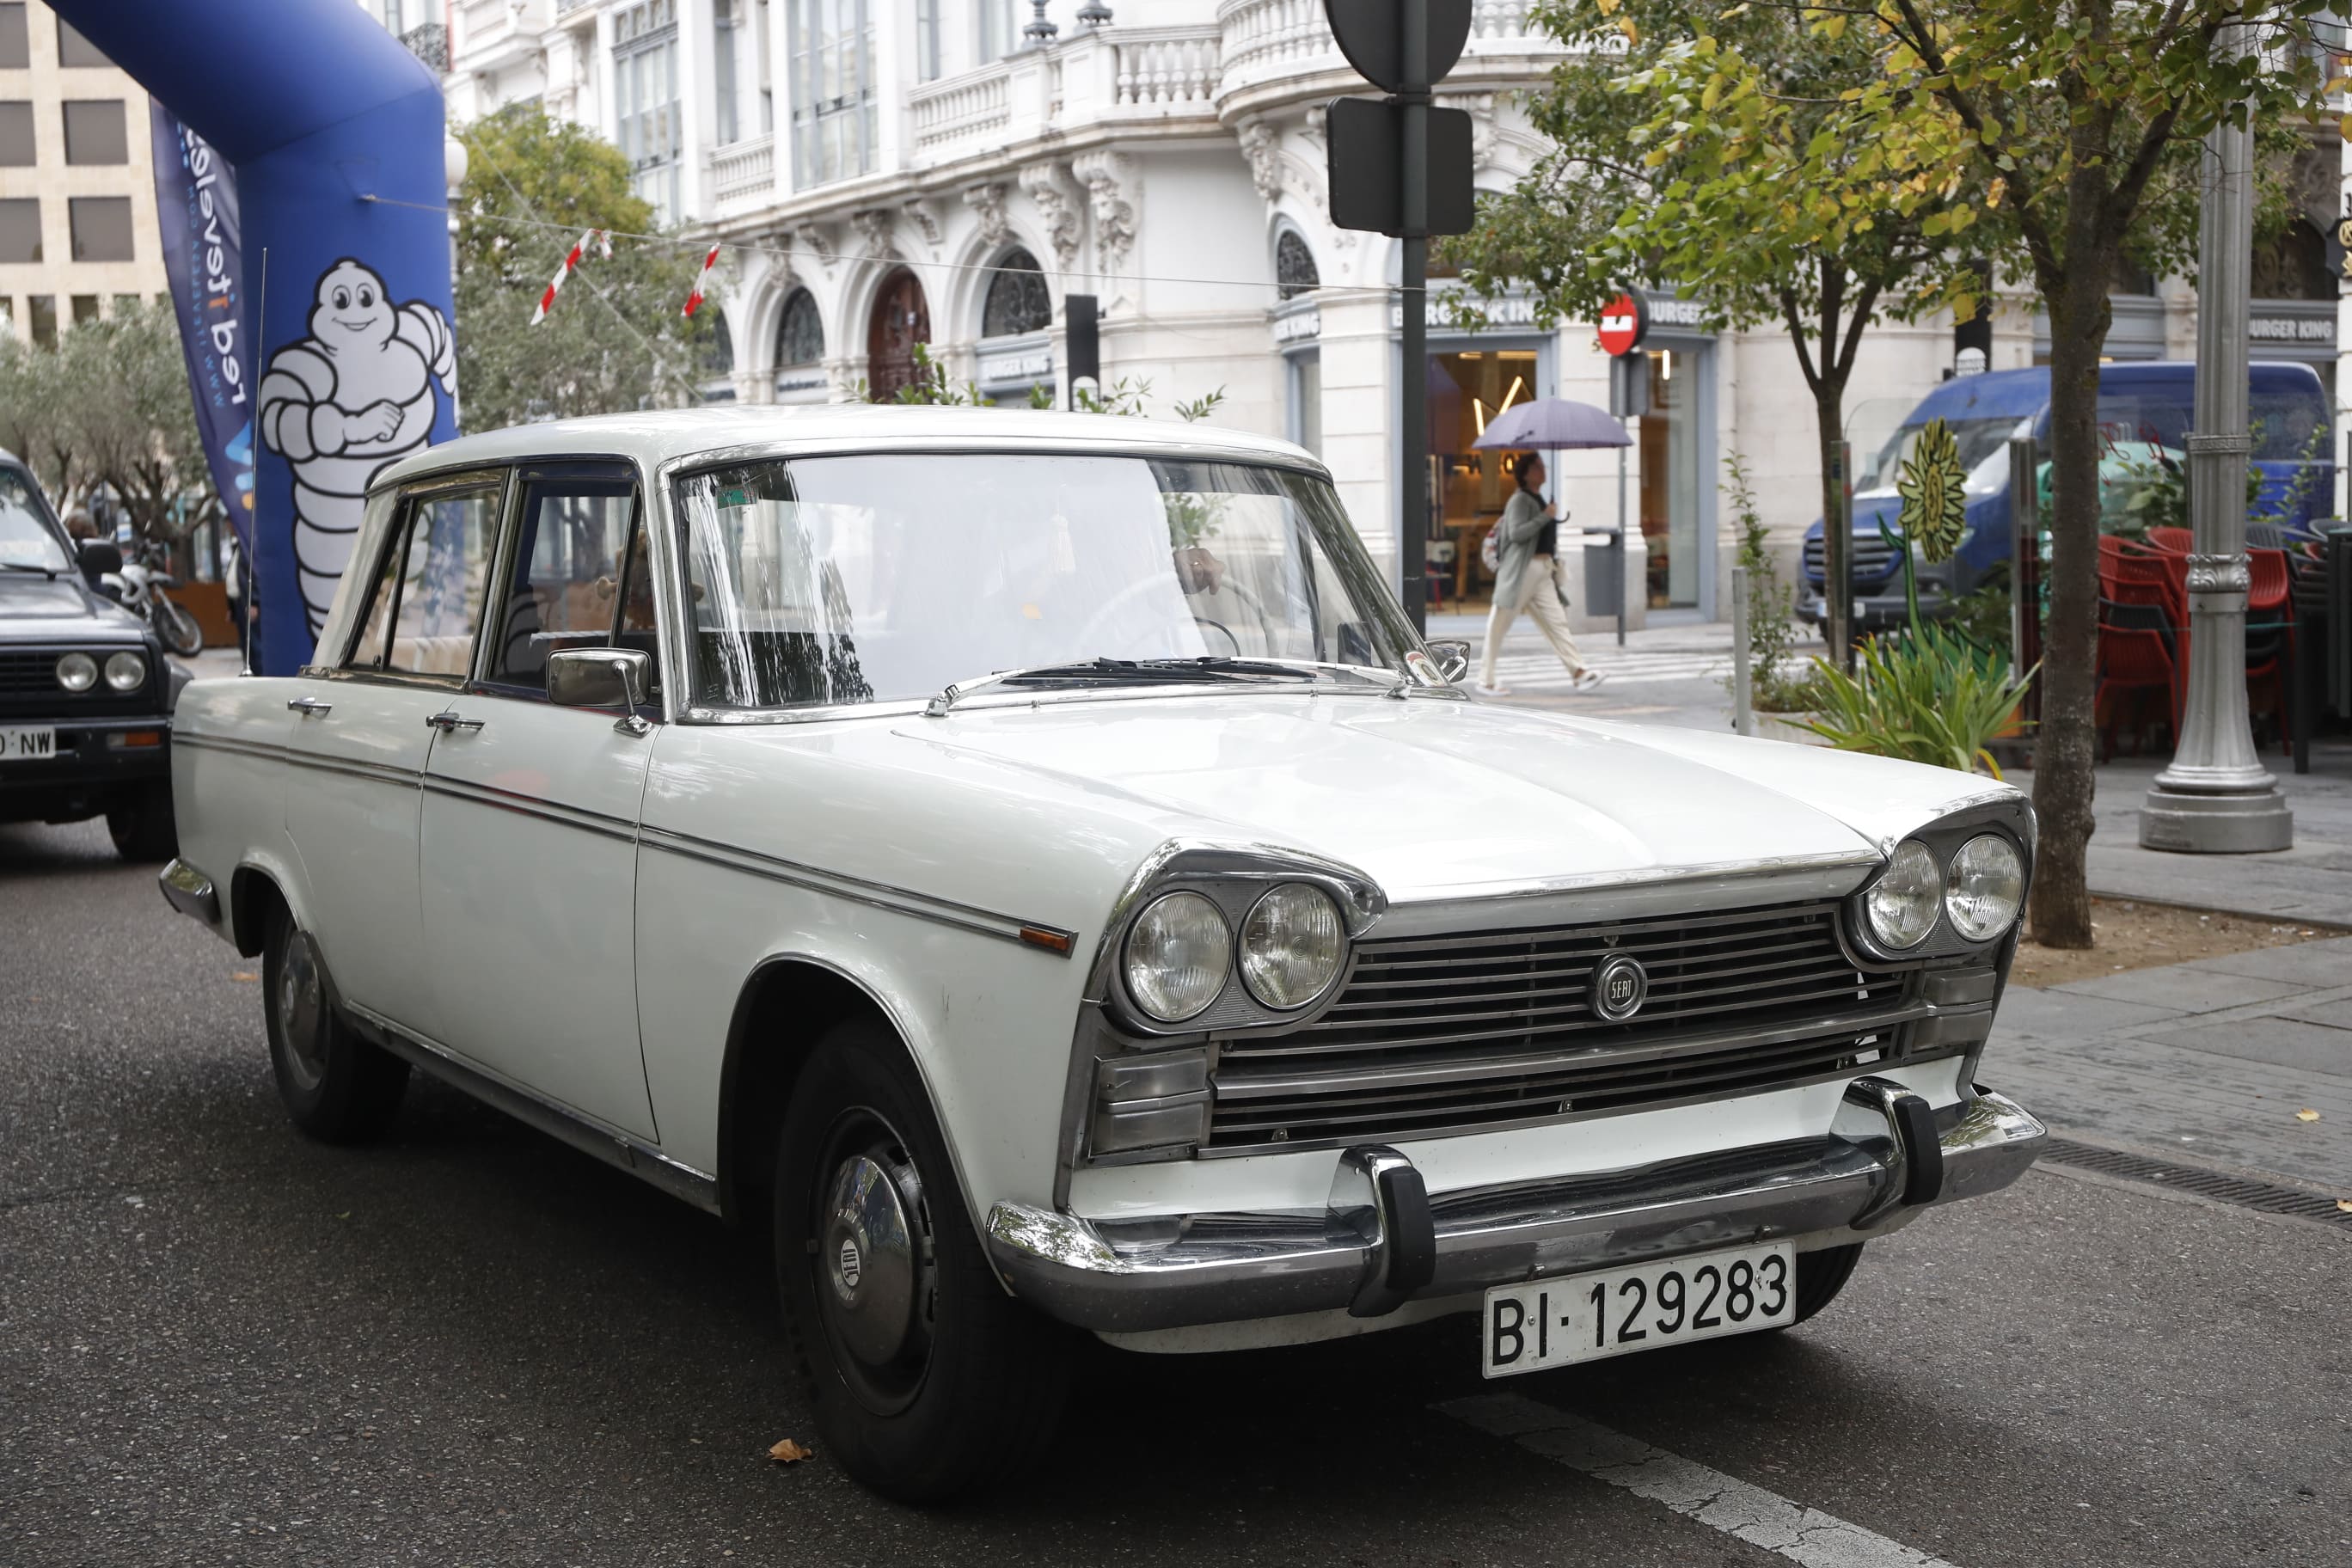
[1481,1241,1796,1377]
[0,726,57,761]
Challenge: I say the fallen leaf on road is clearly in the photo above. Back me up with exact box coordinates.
[769,1438,812,1464]
[2338,1199,2352,1214]
[231,971,258,982]
[2296,1108,2321,1123]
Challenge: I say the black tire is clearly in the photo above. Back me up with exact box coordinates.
[106,781,176,861]
[260,910,408,1144]
[774,1018,1073,1504]
[154,597,204,657]
[1785,1242,1865,1326]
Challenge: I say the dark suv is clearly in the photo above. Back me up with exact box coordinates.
[0,451,185,858]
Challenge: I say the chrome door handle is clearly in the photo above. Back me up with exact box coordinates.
[286,697,332,716]
[425,710,484,732]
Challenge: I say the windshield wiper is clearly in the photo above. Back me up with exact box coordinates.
[922,656,1317,717]
[0,560,61,578]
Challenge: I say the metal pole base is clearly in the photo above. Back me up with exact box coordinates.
[2138,784,2293,853]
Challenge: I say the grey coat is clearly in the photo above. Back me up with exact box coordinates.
[1489,486,1559,612]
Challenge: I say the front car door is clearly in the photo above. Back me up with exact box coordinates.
[282,474,501,1040]
[415,461,662,1142]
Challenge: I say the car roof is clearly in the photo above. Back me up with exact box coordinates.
[371,403,1326,492]
[1905,359,2328,426]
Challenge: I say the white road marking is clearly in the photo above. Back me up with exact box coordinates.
[1438,1393,1962,1568]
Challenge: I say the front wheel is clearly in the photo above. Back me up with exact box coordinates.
[153,596,204,656]
[774,1019,1073,1503]
[106,780,176,861]
[1777,1242,1864,1327]
[261,910,408,1143]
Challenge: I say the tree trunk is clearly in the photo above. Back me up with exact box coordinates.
[2028,260,2113,950]
[1812,374,1849,646]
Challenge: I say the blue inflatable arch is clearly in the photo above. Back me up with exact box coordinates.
[56,0,456,673]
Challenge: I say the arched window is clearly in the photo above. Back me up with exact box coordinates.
[1276,230,1320,301]
[699,309,735,376]
[776,287,824,366]
[2252,220,2333,302]
[981,248,1051,338]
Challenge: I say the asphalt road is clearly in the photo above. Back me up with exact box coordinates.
[5,819,2349,1568]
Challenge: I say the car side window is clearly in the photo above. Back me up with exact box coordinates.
[342,483,499,677]
[484,473,647,691]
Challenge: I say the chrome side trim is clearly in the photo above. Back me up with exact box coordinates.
[418,774,640,844]
[175,731,420,788]
[637,824,1078,955]
[987,1087,2047,1334]
[343,1001,720,1214]
[157,858,220,927]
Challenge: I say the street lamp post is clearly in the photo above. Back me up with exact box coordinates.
[2139,37,2294,854]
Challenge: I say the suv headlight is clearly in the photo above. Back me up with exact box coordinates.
[1865,839,1943,949]
[103,650,145,692]
[1240,883,1344,1008]
[1945,833,2024,941]
[1124,891,1231,1023]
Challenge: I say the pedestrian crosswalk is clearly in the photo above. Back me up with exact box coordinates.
[1488,646,1731,692]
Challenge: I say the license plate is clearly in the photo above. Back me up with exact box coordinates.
[0,726,57,761]
[1481,1241,1796,1377]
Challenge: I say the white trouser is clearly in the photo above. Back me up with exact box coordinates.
[1480,554,1588,686]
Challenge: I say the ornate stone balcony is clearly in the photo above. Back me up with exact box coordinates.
[707,134,777,217]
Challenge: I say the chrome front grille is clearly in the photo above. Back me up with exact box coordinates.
[1206,902,1913,1153]
[1802,534,1899,585]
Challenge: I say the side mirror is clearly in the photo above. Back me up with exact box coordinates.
[1424,639,1473,683]
[548,647,653,735]
[77,538,122,584]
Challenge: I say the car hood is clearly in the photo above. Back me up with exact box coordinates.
[896,693,2008,904]
[0,573,143,640]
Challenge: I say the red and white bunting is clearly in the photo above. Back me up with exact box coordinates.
[530,228,604,326]
[682,243,721,317]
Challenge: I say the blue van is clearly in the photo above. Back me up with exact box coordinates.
[1800,360,2334,631]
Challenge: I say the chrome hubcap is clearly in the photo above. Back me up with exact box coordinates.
[276,931,328,1093]
[811,1113,934,1414]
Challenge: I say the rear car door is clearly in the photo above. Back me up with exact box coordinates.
[281,474,500,1042]
[414,462,662,1141]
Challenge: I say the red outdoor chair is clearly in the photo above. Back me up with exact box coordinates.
[2144,526,2193,556]
[2246,548,2295,750]
[2095,599,2179,759]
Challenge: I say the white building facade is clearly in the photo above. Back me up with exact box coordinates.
[406,0,2345,627]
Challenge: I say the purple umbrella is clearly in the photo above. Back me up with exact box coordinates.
[1470,396,1630,451]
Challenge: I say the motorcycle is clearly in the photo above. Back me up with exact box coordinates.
[102,537,205,657]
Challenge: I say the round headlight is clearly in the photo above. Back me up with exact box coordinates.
[1240,883,1345,1009]
[1865,839,1943,949]
[103,650,145,692]
[1124,891,1232,1023]
[1945,834,2024,942]
[55,652,97,692]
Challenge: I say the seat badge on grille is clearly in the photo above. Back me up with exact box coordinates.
[1591,953,1649,1022]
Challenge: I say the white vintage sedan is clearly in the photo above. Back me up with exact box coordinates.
[162,406,2044,1501]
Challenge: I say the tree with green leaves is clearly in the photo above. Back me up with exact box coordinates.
[0,299,211,539]
[1840,0,2335,946]
[1442,0,1981,579]
[451,104,714,432]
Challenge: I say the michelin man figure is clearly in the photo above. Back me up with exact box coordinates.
[257,259,456,636]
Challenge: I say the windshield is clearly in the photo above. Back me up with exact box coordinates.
[672,451,1419,711]
[1857,418,2024,493]
[0,469,67,572]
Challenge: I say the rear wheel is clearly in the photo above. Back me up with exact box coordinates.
[774,1018,1072,1503]
[261,910,408,1143]
[106,781,175,861]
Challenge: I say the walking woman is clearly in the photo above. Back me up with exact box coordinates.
[1477,451,1604,695]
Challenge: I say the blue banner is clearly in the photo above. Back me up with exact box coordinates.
[149,101,253,553]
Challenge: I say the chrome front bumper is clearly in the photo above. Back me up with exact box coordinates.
[986,1083,2045,1335]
